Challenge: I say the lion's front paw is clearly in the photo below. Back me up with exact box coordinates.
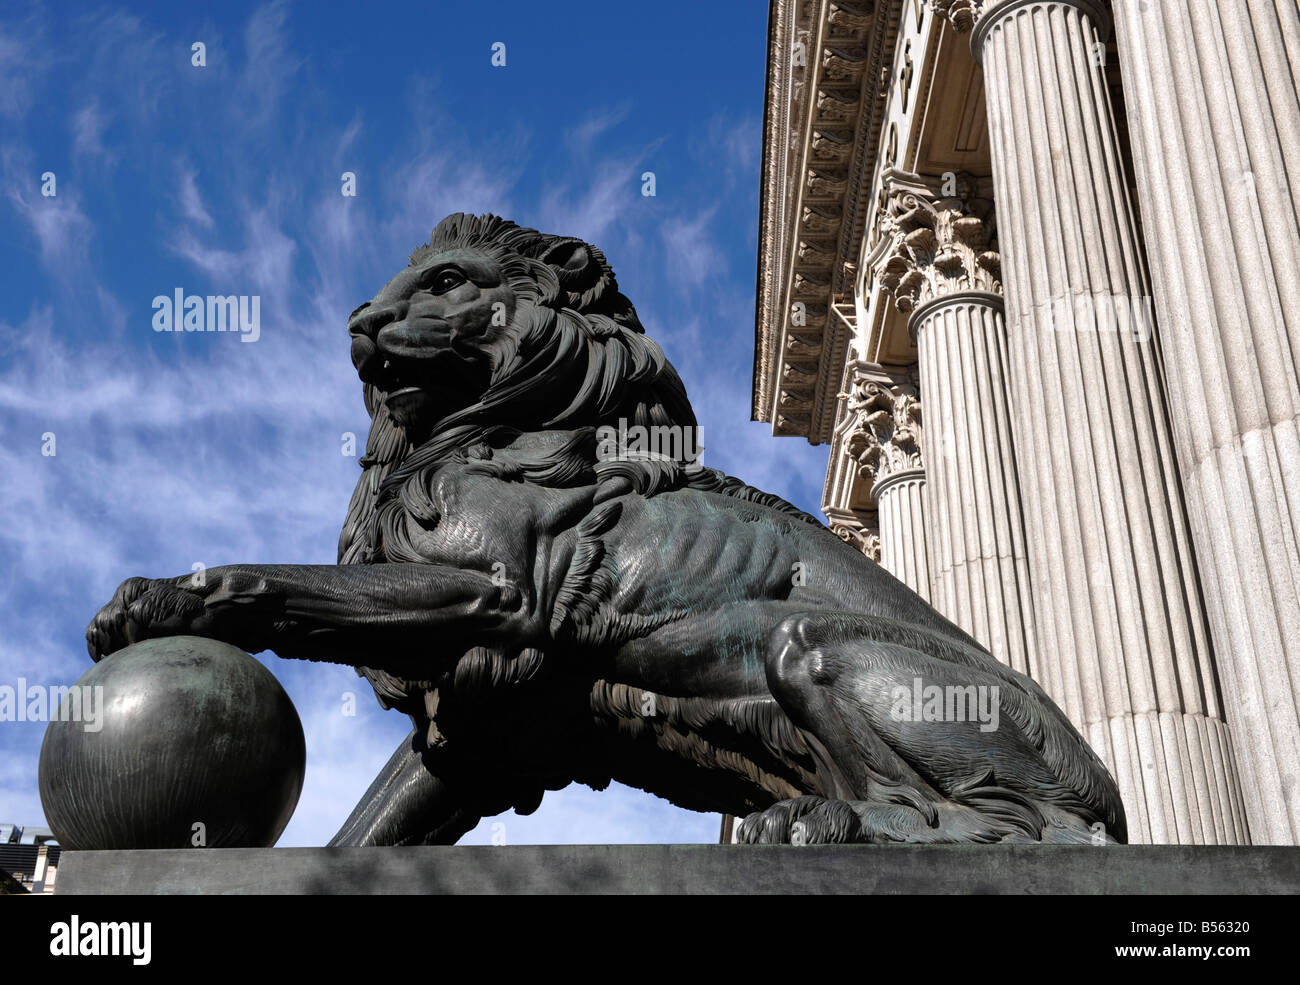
[86,575,210,661]
[736,796,870,845]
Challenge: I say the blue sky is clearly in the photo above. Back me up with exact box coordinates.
[0,0,830,846]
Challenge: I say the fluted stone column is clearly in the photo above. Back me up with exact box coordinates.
[876,173,1039,677]
[1109,0,1300,845]
[972,0,1249,844]
[874,467,931,598]
[912,292,1038,677]
[841,374,932,599]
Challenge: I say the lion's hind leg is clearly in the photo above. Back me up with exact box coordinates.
[739,610,1118,845]
[328,728,481,847]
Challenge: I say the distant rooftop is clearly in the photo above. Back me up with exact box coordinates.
[1,823,57,845]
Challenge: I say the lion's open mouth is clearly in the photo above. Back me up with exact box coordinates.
[362,352,489,437]
[375,358,428,392]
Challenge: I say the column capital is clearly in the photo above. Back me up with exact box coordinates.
[837,373,924,493]
[828,514,882,563]
[929,0,981,34]
[873,170,1001,315]
[972,0,1109,61]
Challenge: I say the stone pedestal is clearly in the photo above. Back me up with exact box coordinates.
[972,0,1249,844]
[54,844,1300,894]
[1110,0,1300,846]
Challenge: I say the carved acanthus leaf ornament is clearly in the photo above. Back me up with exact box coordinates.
[876,174,1001,312]
[831,519,883,562]
[929,0,983,33]
[839,378,923,488]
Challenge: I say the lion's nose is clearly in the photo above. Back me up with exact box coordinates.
[348,300,409,340]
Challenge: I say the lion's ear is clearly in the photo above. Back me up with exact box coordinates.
[539,239,596,289]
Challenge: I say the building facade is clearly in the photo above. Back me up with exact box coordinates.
[1,823,60,894]
[753,0,1300,844]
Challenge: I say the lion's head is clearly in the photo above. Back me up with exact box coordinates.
[346,213,694,448]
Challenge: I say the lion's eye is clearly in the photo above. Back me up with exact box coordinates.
[428,267,467,294]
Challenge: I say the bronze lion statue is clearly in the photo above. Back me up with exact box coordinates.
[87,213,1126,845]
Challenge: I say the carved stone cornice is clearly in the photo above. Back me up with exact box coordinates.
[755,0,902,444]
[873,170,1001,314]
[839,374,923,491]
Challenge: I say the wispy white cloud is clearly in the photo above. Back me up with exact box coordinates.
[660,208,726,288]
[705,113,763,180]
[71,100,113,165]
[69,8,171,126]
[234,0,302,132]
[3,153,94,272]
[566,103,632,155]
[0,12,46,120]
[538,168,629,245]
[177,167,215,228]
